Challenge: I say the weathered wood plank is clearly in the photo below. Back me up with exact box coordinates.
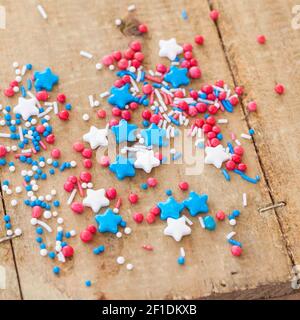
[0,198,22,299]
[0,0,293,299]
[211,0,300,297]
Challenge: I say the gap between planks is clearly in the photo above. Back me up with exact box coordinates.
[207,0,296,270]
[0,183,23,299]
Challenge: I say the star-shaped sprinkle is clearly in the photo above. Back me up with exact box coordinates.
[164,217,191,242]
[164,66,190,88]
[13,97,39,121]
[159,38,183,61]
[140,124,167,147]
[183,191,209,216]
[95,208,123,234]
[108,83,139,109]
[134,149,160,173]
[83,188,110,213]
[111,119,137,144]
[109,155,136,180]
[157,196,184,220]
[204,144,231,169]
[34,67,59,91]
[83,125,108,149]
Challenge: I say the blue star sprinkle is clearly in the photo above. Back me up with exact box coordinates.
[111,119,137,144]
[164,66,190,88]
[183,191,209,216]
[157,196,184,220]
[140,123,168,147]
[95,208,123,234]
[108,83,139,109]
[34,67,59,91]
[109,155,136,180]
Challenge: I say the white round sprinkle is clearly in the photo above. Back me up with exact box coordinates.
[14,228,22,236]
[116,232,122,238]
[9,166,15,172]
[115,18,122,26]
[11,199,18,207]
[15,68,21,75]
[43,211,52,219]
[70,161,77,167]
[124,227,132,235]
[31,118,37,125]
[70,230,76,237]
[52,211,58,217]
[113,208,119,214]
[139,138,145,144]
[15,186,22,193]
[87,182,93,189]
[40,249,48,256]
[170,148,176,154]
[30,196,37,201]
[32,185,39,192]
[51,189,57,196]
[57,226,63,232]
[30,218,38,225]
[6,189,12,195]
[13,86,19,93]
[27,170,34,177]
[96,63,103,70]
[15,76,22,82]
[6,230,13,236]
[109,64,115,71]
[81,182,87,189]
[39,161,45,167]
[82,113,90,121]
[46,158,53,165]
[38,196,44,201]
[2,185,8,191]
[126,263,134,271]
[6,146,11,152]
[116,256,125,265]
[45,194,52,201]
[229,219,237,226]
[129,66,136,73]
[57,217,64,224]
[13,61,19,68]
[94,100,100,107]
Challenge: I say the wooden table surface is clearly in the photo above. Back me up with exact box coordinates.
[0,0,299,300]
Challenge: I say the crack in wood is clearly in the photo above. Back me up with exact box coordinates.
[207,0,296,270]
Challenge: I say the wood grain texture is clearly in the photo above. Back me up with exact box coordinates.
[0,198,22,299]
[212,0,300,298]
[0,0,295,299]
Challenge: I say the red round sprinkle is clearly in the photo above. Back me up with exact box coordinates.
[134,52,144,62]
[36,90,49,101]
[117,58,128,70]
[210,9,219,21]
[142,109,152,120]
[247,101,257,112]
[87,225,97,234]
[10,80,19,88]
[257,35,266,44]
[128,193,139,204]
[179,181,189,191]
[133,212,144,223]
[230,96,239,106]
[112,51,122,61]
[142,84,153,95]
[129,102,138,110]
[150,206,160,216]
[275,83,285,95]
[210,138,220,147]
[73,142,84,152]
[225,160,236,171]
[234,146,244,156]
[131,59,141,69]
[146,213,155,224]
[80,171,92,183]
[4,87,14,97]
[138,24,148,33]
[58,110,69,121]
[0,145,7,158]
[81,148,92,159]
[36,124,45,133]
[235,86,244,96]
[45,134,55,144]
[237,163,247,171]
[124,48,135,60]
[231,245,242,257]
[189,67,201,79]
[114,79,125,88]
[97,109,106,119]
[184,51,193,60]
[195,35,204,45]
[80,230,93,243]
[99,155,110,167]
[105,187,117,200]
[102,55,114,66]
[147,177,158,187]
[216,210,225,221]
[62,245,74,258]
[121,110,131,121]
[188,106,198,117]
[183,43,193,52]
[64,181,74,193]
[83,159,93,169]
[51,148,61,159]
[196,103,207,114]
[232,154,241,164]
[32,206,42,218]
[71,202,84,214]
[68,175,78,184]
[57,93,66,103]
[112,107,122,117]
[130,40,142,52]
[109,119,119,127]
[156,64,167,74]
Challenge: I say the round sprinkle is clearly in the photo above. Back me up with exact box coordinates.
[14,228,22,236]
[116,232,122,238]
[116,256,125,265]
[124,227,132,235]
[82,113,90,121]
[96,63,103,70]
[126,263,134,271]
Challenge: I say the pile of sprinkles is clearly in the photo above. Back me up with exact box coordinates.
[0,5,279,285]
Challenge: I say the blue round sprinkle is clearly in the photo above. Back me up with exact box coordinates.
[140,183,148,190]
[165,189,172,196]
[177,256,185,265]
[53,266,60,275]
[232,210,240,218]
[85,280,92,287]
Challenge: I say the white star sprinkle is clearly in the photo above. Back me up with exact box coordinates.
[134,149,160,173]
[13,97,39,121]
[164,217,191,242]
[159,38,183,61]
[83,125,108,150]
[83,188,110,213]
[204,144,231,169]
